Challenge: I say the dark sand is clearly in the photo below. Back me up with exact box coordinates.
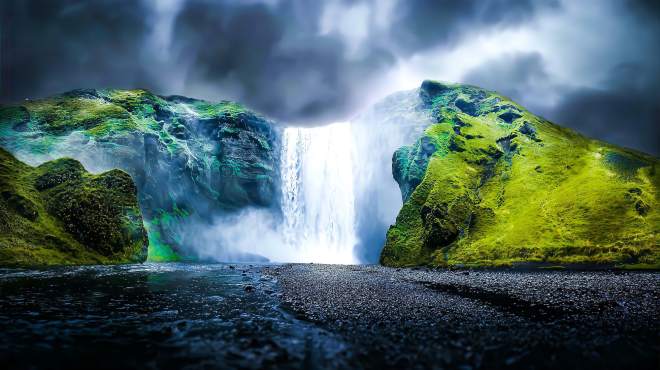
[267,264,660,369]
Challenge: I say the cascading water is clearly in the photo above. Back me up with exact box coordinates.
[194,88,432,264]
[280,122,359,264]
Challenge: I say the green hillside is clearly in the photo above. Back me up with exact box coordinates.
[381,80,659,269]
[0,148,147,266]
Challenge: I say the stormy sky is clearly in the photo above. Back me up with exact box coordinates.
[1,0,658,154]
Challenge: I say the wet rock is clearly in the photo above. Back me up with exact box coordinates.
[519,121,541,142]
[455,98,478,116]
[392,136,437,201]
[168,123,190,139]
[498,111,522,124]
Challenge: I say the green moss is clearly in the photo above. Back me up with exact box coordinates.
[85,118,139,137]
[0,106,30,129]
[0,148,148,266]
[382,80,659,270]
[26,97,130,133]
[143,206,187,262]
[145,225,181,262]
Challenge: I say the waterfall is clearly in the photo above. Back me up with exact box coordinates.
[194,89,429,264]
[280,122,359,264]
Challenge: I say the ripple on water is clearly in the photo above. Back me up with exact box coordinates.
[0,263,350,369]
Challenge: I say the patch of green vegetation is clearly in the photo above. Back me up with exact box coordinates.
[382,80,659,270]
[25,97,130,133]
[144,206,188,262]
[104,89,165,115]
[0,148,148,266]
[85,118,139,137]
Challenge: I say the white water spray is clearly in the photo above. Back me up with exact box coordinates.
[280,122,359,264]
[194,89,431,264]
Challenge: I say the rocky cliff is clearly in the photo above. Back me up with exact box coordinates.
[0,89,280,261]
[382,80,659,268]
[0,148,147,266]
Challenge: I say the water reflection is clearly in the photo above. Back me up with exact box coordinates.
[0,263,347,370]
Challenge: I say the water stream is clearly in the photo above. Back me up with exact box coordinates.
[0,263,348,370]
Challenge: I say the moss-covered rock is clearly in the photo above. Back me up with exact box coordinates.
[382,80,659,269]
[0,89,281,261]
[0,148,147,266]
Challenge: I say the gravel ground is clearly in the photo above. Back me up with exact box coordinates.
[265,264,660,370]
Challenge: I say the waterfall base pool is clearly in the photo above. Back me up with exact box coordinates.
[0,263,348,370]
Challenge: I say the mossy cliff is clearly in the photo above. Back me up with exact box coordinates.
[382,80,659,269]
[0,148,147,266]
[0,89,280,261]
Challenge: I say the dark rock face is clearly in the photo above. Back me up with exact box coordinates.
[392,136,436,202]
[518,121,541,142]
[454,98,478,116]
[420,80,449,104]
[0,89,281,260]
[496,134,518,154]
[498,111,522,123]
[0,148,147,266]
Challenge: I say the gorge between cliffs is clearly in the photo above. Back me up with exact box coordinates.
[0,80,658,370]
[1,80,657,268]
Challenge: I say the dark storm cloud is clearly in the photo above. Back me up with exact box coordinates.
[0,0,152,101]
[460,3,660,155]
[549,64,660,155]
[0,0,555,124]
[462,52,550,102]
[390,0,559,52]
[0,0,658,153]
[629,0,660,15]
[170,0,395,123]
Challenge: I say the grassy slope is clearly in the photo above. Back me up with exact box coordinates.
[382,81,659,269]
[0,148,147,266]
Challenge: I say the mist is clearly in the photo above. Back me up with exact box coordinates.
[185,87,434,264]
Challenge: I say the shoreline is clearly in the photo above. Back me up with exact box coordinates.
[2,259,659,271]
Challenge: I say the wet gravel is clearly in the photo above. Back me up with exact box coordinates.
[267,264,660,370]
